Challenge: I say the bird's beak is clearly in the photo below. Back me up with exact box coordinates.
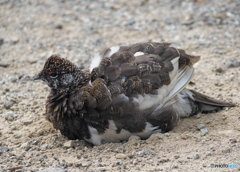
[32,73,42,80]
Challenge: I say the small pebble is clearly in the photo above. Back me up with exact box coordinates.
[206,152,212,156]
[39,168,66,172]
[195,114,201,119]
[10,36,19,44]
[214,49,225,54]
[75,140,88,147]
[46,145,52,149]
[197,124,205,130]
[97,167,107,171]
[33,140,40,145]
[222,148,231,153]
[74,163,81,167]
[4,111,15,121]
[164,133,170,137]
[158,159,170,163]
[128,135,141,142]
[215,67,224,73]
[59,162,68,168]
[0,146,9,152]
[138,150,145,157]
[218,130,234,135]
[174,155,180,159]
[125,19,136,26]
[200,128,209,136]
[28,60,37,64]
[37,130,45,136]
[0,38,4,46]
[55,24,63,29]
[118,145,125,153]
[116,153,127,159]
[194,154,200,159]
[21,142,31,151]
[81,161,92,167]
[23,121,33,125]
[172,165,179,169]
[229,139,237,144]
[4,100,15,109]
[227,59,240,68]
[128,154,134,159]
[133,160,138,165]
[0,63,9,68]
[63,141,75,148]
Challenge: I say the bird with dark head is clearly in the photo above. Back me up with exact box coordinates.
[35,42,234,145]
[34,54,90,91]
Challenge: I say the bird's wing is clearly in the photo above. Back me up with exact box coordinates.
[90,42,199,109]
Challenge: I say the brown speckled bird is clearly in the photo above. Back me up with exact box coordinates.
[34,42,234,145]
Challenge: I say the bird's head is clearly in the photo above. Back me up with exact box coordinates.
[34,54,90,91]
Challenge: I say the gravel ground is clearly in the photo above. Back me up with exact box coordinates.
[0,0,240,171]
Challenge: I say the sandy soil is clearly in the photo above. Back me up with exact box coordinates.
[0,0,239,171]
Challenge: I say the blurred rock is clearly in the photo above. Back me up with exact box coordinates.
[116,153,127,159]
[0,63,9,68]
[23,121,33,125]
[227,59,240,68]
[95,167,107,171]
[10,36,19,44]
[81,161,92,167]
[4,100,15,109]
[128,135,141,142]
[55,24,63,30]
[39,168,66,172]
[4,111,15,121]
[63,140,75,148]
[164,133,170,137]
[215,67,224,73]
[194,154,200,159]
[0,38,4,46]
[138,150,145,157]
[197,124,205,130]
[0,146,9,152]
[21,142,31,151]
[174,155,180,159]
[200,128,209,136]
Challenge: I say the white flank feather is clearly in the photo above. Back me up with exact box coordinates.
[89,54,102,72]
[85,120,159,145]
[134,52,144,56]
[89,46,121,72]
[103,46,120,58]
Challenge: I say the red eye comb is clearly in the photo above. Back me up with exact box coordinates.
[47,71,55,75]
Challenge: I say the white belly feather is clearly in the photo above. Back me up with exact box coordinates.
[85,120,159,145]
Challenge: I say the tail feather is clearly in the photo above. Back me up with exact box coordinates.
[186,89,234,115]
[189,90,234,108]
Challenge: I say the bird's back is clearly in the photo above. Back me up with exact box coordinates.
[90,42,199,113]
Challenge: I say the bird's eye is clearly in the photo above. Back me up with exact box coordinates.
[50,72,58,78]
[47,71,58,78]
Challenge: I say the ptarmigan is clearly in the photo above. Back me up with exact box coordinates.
[34,42,234,145]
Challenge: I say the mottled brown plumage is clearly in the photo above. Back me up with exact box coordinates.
[35,42,234,145]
